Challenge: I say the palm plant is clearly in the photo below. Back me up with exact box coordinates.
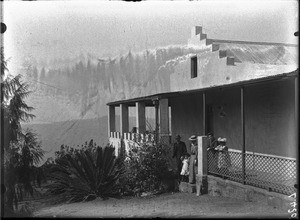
[45,145,123,204]
[4,129,44,211]
[17,130,44,193]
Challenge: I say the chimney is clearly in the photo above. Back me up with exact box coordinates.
[191,26,202,37]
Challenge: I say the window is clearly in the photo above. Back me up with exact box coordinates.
[191,56,197,78]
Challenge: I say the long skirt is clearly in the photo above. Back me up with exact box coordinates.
[217,151,232,174]
[189,155,197,183]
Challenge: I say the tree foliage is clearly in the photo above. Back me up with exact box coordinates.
[4,129,44,211]
[1,47,44,215]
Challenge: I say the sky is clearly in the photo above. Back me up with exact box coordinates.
[2,0,298,74]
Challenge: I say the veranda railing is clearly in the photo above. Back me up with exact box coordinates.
[207,148,297,195]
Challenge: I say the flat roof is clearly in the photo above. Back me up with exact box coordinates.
[212,39,297,47]
[107,69,298,107]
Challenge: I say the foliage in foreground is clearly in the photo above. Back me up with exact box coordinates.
[53,139,97,163]
[45,145,123,204]
[119,140,177,196]
[4,129,44,211]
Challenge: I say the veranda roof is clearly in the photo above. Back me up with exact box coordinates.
[107,68,298,107]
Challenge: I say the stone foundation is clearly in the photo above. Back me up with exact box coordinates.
[207,175,295,211]
[179,182,196,193]
[196,175,208,196]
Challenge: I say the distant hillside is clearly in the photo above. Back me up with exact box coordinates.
[22,116,155,164]
[23,45,204,121]
[22,117,108,164]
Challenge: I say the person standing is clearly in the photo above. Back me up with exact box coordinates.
[188,135,198,184]
[215,138,231,173]
[180,153,190,182]
[207,132,217,150]
[207,132,218,173]
[172,135,187,178]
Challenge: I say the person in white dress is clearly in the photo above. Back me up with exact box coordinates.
[180,154,190,182]
[215,138,231,173]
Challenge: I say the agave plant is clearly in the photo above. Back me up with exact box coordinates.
[45,146,123,204]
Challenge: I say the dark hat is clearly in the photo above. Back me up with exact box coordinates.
[175,135,181,139]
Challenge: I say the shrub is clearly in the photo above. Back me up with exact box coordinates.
[53,139,97,164]
[45,145,123,204]
[119,140,177,196]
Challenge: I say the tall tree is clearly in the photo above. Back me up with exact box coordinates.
[1,48,44,214]
[7,81,35,141]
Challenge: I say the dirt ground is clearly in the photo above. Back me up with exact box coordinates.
[33,192,290,218]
